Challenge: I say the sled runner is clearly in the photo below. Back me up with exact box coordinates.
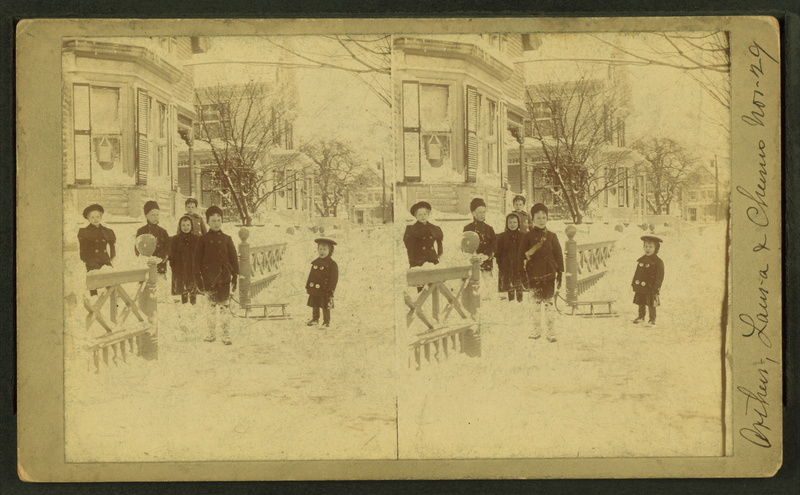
[554,290,619,318]
[557,226,619,318]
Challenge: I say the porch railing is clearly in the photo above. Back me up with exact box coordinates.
[237,228,287,309]
[564,226,616,305]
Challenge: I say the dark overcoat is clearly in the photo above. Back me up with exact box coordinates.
[403,221,443,267]
[495,215,524,292]
[631,254,664,296]
[519,227,564,290]
[135,222,170,273]
[193,229,239,289]
[185,212,207,236]
[78,224,116,271]
[512,209,532,234]
[463,220,497,271]
[306,256,338,309]
[170,216,200,295]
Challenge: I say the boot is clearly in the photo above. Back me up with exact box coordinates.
[220,315,232,345]
[204,308,216,342]
[545,302,557,342]
[529,301,542,339]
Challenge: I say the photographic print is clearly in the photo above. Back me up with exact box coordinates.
[16,16,782,480]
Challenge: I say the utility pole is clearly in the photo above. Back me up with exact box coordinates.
[714,154,719,222]
[381,157,387,223]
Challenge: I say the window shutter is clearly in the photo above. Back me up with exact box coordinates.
[402,81,421,181]
[137,88,149,185]
[465,85,478,183]
[73,84,92,184]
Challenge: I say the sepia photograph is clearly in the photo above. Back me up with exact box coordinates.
[15,16,783,480]
[394,31,732,459]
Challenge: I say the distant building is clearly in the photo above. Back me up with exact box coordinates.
[63,36,210,218]
[679,162,730,222]
[347,164,393,224]
[393,34,533,217]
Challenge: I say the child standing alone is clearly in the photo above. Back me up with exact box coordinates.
[495,212,525,303]
[519,203,563,342]
[306,238,338,328]
[78,204,116,298]
[631,235,664,325]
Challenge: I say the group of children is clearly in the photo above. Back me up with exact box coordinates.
[403,194,666,342]
[78,198,340,345]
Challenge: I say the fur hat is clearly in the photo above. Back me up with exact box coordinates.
[82,204,104,219]
[512,195,526,205]
[410,201,432,217]
[531,203,548,217]
[470,197,486,212]
[205,205,224,221]
[143,201,160,216]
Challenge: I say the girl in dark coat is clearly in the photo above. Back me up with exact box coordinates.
[78,204,116,297]
[306,238,339,328]
[403,201,444,268]
[170,215,199,305]
[519,203,564,342]
[632,235,665,325]
[496,212,525,302]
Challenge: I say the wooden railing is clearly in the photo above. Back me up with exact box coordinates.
[405,257,482,370]
[564,226,616,305]
[237,228,287,308]
[83,237,159,373]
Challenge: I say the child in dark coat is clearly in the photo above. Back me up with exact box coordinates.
[512,195,532,234]
[519,203,564,342]
[135,201,170,275]
[170,215,200,305]
[78,204,116,297]
[306,238,339,328]
[496,212,525,302]
[193,206,239,345]
[403,201,444,268]
[184,197,207,237]
[632,235,665,325]
[463,197,496,300]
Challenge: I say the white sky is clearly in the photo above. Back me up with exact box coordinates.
[191,36,392,166]
[522,32,731,169]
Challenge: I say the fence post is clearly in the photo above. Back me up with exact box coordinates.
[238,227,251,308]
[462,256,482,318]
[565,225,577,305]
[135,234,159,361]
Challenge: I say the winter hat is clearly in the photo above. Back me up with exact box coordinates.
[177,215,195,235]
[410,201,432,217]
[143,201,160,216]
[82,203,104,219]
[641,235,663,244]
[531,203,548,217]
[470,197,486,212]
[315,237,337,246]
[505,212,521,231]
[185,197,198,207]
[205,205,224,221]
[512,195,526,205]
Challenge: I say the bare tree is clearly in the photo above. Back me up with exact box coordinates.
[631,137,695,215]
[526,74,634,224]
[301,140,362,218]
[195,80,305,226]
[264,35,392,108]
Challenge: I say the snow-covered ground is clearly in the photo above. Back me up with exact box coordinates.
[64,216,398,462]
[64,211,728,461]
[397,220,728,459]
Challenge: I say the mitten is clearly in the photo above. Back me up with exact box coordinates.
[231,276,238,292]
[327,291,335,310]
[556,272,563,290]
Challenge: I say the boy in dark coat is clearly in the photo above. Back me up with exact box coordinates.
[512,195,532,234]
[463,197,496,300]
[496,212,525,302]
[306,238,339,328]
[135,201,170,275]
[632,235,665,325]
[519,203,564,342]
[170,215,200,306]
[78,204,116,297]
[193,206,239,345]
[403,201,444,268]
[184,197,207,237]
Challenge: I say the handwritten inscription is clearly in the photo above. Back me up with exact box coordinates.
[742,42,778,127]
[736,140,769,227]
[739,264,770,348]
[738,358,779,448]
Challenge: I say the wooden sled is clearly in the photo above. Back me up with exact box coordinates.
[554,291,619,318]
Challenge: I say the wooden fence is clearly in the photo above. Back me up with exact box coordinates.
[405,257,482,370]
[83,255,159,373]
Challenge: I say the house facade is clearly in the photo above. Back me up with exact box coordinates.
[393,34,533,217]
[679,162,730,222]
[62,36,210,218]
[347,164,393,224]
